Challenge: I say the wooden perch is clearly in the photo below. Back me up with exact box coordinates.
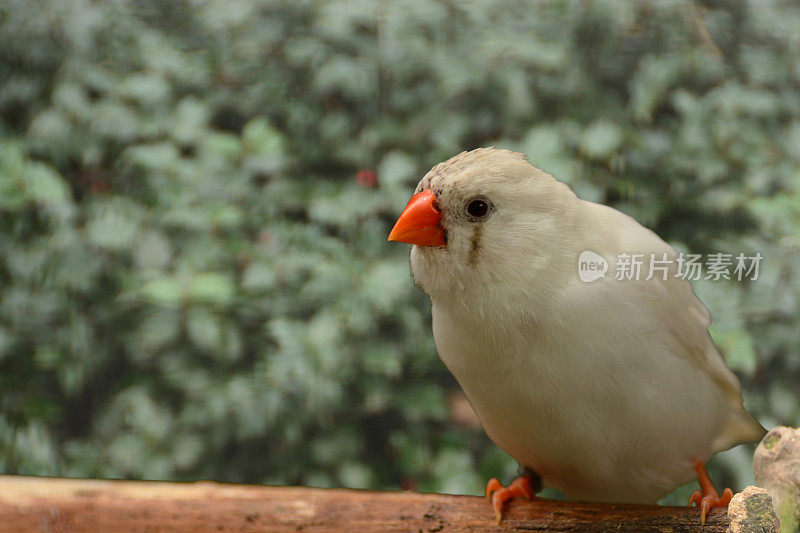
[0,475,729,532]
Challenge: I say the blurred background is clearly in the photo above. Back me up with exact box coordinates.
[0,0,798,505]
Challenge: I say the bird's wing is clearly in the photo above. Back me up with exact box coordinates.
[583,202,765,451]
[633,263,765,452]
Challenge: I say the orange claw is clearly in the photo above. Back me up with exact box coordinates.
[484,475,534,523]
[687,460,734,525]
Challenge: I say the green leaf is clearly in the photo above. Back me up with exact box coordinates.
[85,198,141,251]
[140,278,183,307]
[712,328,758,376]
[242,117,286,174]
[581,120,622,160]
[186,308,223,352]
[188,273,235,305]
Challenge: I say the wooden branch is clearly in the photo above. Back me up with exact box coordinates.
[0,475,729,532]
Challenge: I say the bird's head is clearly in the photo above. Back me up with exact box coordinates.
[389,148,579,307]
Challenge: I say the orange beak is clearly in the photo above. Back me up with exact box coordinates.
[387,189,446,247]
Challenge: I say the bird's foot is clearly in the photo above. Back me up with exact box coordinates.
[687,460,733,526]
[485,475,535,523]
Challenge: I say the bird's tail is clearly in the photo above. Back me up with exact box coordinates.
[711,402,766,454]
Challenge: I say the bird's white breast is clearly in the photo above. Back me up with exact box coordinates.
[430,277,729,503]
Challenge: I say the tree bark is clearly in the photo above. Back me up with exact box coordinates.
[0,475,729,532]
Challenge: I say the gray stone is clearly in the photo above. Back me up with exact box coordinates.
[727,486,781,533]
[754,426,800,533]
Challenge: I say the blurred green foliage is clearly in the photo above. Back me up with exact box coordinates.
[0,0,798,502]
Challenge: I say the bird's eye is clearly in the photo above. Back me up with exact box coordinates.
[466,198,490,218]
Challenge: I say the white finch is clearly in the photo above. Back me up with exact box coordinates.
[388,148,764,523]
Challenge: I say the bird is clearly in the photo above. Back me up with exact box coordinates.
[387,147,765,524]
